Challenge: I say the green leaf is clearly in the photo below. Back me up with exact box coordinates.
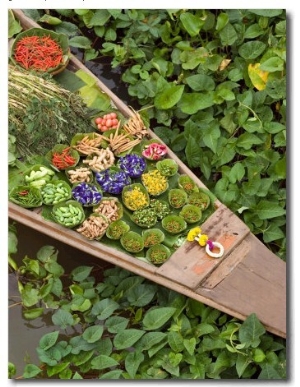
[183,337,197,356]
[219,23,238,46]
[202,122,221,153]
[36,246,57,263]
[214,178,239,204]
[70,296,92,312]
[125,351,144,378]
[264,122,285,134]
[244,23,264,39]
[236,133,264,149]
[139,332,168,350]
[126,284,156,307]
[52,309,75,329]
[23,308,44,320]
[113,329,145,350]
[39,280,53,298]
[44,261,64,276]
[23,364,42,379]
[238,313,266,347]
[242,118,263,133]
[253,348,266,363]
[179,92,215,114]
[143,307,176,330]
[54,69,86,92]
[91,355,119,370]
[185,136,202,168]
[71,266,93,282]
[274,156,286,179]
[154,85,184,109]
[91,298,120,320]
[82,325,104,343]
[236,354,250,378]
[69,36,92,49]
[216,12,229,31]
[239,41,267,60]
[168,331,185,352]
[47,362,70,377]
[99,370,123,379]
[180,12,204,37]
[54,21,79,36]
[8,10,22,38]
[21,284,40,307]
[228,162,246,183]
[185,74,215,91]
[39,331,60,351]
[260,57,284,72]
[105,316,129,333]
[258,364,282,379]
[38,14,62,25]
[180,47,208,70]
[189,363,205,379]
[250,9,283,17]
[255,201,286,220]
[90,9,111,26]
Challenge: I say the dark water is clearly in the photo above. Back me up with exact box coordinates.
[8,60,130,377]
[9,221,113,375]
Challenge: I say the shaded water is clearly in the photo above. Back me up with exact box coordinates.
[8,59,131,376]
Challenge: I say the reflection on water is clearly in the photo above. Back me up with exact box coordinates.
[9,221,113,375]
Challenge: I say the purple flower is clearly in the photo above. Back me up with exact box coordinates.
[117,154,146,178]
[72,182,102,206]
[95,169,131,194]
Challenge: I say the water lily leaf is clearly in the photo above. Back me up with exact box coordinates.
[154,85,184,110]
[23,308,44,320]
[39,14,62,25]
[82,325,104,343]
[52,309,75,329]
[179,92,215,114]
[248,63,269,91]
[39,331,60,351]
[8,10,22,38]
[180,12,204,37]
[69,36,92,49]
[113,329,145,350]
[91,355,119,370]
[255,200,286,220]
[143,307,176,330]
[239,41,266,60]
[259,57,284,72]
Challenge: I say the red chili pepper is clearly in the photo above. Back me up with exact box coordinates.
[18,190,29,196]
[51,149,76,169]
[14,35,63,71]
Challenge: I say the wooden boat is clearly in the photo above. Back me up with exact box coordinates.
[9,9,286,339]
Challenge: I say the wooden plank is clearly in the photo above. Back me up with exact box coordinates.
[196,233,286,338]
[156,205,249,289]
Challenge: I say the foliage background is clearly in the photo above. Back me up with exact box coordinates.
[6,6,286,382]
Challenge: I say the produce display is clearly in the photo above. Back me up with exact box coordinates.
[9,111,213,266]
[8,28,214,267]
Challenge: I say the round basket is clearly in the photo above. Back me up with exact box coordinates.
[161,215,187,234]
[146,244,171,265]
[10,28,70,75]
[52,200,85,228]
[41,180,72,205]
[122,183,150,211]
[120,231,144,253]
[45,144,80,172]
[9,185,42,208]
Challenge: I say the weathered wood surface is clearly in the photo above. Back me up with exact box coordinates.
[9,9,286,338]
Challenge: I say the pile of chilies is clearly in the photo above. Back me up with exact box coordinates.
[13,35,63,71]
